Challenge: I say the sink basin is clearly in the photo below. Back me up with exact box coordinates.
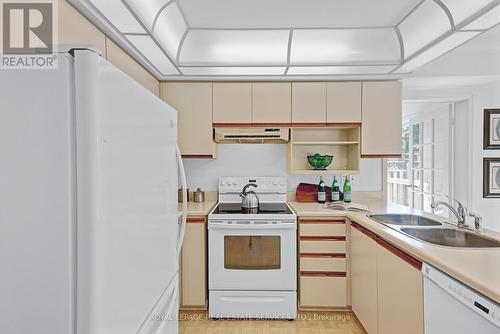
[368,214,442,226]
[400,228,500,248]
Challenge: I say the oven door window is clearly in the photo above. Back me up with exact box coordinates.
[224,236,281,270]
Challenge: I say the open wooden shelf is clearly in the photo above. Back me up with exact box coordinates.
[287,126,361,175]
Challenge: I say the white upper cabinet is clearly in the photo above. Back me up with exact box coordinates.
[327,82,361,124]
[292,82,327,124]
[361,81,402,157]
[252,83,291,124]
[213,83,252,124]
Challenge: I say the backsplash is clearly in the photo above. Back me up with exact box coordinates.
[182,144,382,192]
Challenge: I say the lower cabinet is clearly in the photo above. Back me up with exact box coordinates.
[377,240,424,334]
[298,218,348,309]
[351,225,379,334]
[351,222,423,334]
[180,216,207,309]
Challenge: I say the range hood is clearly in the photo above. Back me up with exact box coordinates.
[214,127,290,144]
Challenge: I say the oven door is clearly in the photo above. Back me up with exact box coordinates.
[208,220,296,291]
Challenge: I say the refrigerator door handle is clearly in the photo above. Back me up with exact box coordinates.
[176,145,188,257]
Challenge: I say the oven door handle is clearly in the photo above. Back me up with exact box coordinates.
[208,222,296,230]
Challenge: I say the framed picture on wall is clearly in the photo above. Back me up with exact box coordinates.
[484,158,500,198]
[484,109,500,149]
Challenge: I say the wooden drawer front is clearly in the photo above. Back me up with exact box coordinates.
[300,275,347,307]
[300,239,346,253]
[300,256,346,272]
[300,222,346,237]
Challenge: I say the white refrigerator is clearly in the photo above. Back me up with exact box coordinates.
[0,49,187,334]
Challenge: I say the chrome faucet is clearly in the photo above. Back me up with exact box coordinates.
[469,212,483,230]
[430,200,467,228]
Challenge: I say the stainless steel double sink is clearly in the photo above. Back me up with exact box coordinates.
[368,214,500,248]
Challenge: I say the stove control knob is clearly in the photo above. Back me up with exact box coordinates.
[279,181,285,186]
[232,181,238,186]
[272,180,278,185]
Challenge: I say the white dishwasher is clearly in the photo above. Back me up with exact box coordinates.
[423,263,500,334]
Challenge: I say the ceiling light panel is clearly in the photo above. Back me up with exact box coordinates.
[125,35,179,75]
[399,0,452,58]
[462,4,500,30]
[394,31,479,73]
[124,0,172,32]
[439,0,496,26]
[89,0,145,33]
[153,2,187,59]
[179,30,290,66]
[287,65,397,75]
[290,29,400,65]
[180,67,287,75]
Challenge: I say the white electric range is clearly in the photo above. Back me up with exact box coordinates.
[208,177,297,320]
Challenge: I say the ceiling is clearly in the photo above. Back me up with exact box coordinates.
[70,0,500,79]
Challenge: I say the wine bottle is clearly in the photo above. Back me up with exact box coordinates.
[343,175,352,203]
[331,176,340,202]
[318,176,326,204]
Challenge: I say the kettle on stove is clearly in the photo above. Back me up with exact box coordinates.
[239,183,259,209]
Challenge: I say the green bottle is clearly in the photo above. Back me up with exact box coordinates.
[318,176,326,204]
[343,176,352,203]
[331,176,340,202]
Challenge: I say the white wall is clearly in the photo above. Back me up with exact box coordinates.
[469,81,500,231]
[183,144,382,192]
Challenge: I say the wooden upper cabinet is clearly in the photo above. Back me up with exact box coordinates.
[213,83,252,124]
[161,83,216,158]
[106,39,159,96]
[361,81,402,157]
[58,0,106,54]
[292,82,327,124]
[377,243,423,334]
[327,82,361,123]
[252,83,291,124]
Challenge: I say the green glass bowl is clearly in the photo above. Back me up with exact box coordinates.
[307,154,333,170]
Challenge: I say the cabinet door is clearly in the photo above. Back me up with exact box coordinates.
[180,217,207,308]
[252,82,291,124]
[361,81,402,157]
[161,83,215,158]
[106,39,159,96]
[351,226,378,334]
[327,82,361,123]
[58,0,106,54]
[213,83,252,124]
[292,82,327,124]
[377,242,423,334]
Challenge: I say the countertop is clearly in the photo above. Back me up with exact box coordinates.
[178,200,217,216]
[289,199,500,304]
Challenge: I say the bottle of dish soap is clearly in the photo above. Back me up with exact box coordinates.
[318,176,326,204]
[343,175,352,203]
[331,176,340,202]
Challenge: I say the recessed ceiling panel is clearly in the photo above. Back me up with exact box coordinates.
[287,65,397,75]
[394,31,479,73]
[399,0,452,58]
[290,29,400,65]
[124,0,171,32]
[462,4,500,30]
[440,0,495,26]
[180,67,286,75]
[179,30,290,66]
[153,2,187,59]
[126,35,179,74]
[89,0,145,33]
[177,0,421,28]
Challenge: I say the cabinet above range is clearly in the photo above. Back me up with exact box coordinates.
[160,81,402,160]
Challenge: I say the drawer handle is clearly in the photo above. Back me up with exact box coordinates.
[300,220,346,224]
[300,236,346,241]
[300,253,346,258]
[300,271,346,277]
